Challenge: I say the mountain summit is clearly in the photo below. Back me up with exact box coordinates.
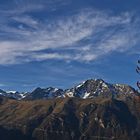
[0,79,139,140]
[0,79,138,100]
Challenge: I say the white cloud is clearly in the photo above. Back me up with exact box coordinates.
[12,15,39,28]
[0,6,139,65]
[32,53,71,61]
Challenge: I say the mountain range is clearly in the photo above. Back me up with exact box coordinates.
[0,79,138,100]
[0,79,140,140]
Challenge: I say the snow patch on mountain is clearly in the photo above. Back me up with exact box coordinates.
[6,91,17,94]
[0,79,138,100]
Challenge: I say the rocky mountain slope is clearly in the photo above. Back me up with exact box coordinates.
[0,79,140,140]
[0,90,28,100]
[0,79,138,100]
[0,96,140,140]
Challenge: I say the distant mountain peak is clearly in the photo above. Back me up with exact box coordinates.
[0,79,139,100]
[6,91,17,94]
[65,79,138,99]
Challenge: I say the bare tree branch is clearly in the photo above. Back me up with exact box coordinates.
[137,60,140,89]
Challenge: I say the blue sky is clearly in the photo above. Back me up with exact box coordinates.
[0,0,140,91]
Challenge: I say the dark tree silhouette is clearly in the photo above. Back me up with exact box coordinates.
[136,60,140,89]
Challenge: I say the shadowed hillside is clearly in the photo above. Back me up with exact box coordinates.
[0,95,140,140]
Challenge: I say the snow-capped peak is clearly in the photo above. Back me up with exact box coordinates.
[6,91,17,94]
[76,81,86,88]
[0,79,138,100]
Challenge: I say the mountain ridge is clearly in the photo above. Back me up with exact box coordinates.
[0,96,140,140]
[0,79,140,140]
[0,79,139,100]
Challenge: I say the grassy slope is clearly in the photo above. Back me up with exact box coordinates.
[0,96,140,140]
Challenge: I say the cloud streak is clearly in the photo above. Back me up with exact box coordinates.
[0,3,139,65]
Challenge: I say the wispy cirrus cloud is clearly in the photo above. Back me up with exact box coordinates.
[0,2,139,65]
